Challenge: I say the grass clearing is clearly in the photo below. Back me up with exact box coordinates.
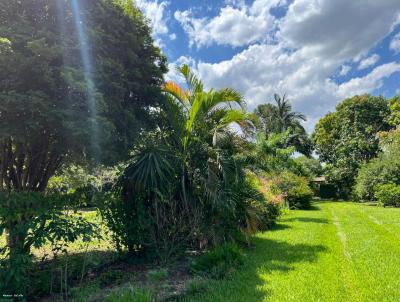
[186,201,400,302]
[5,201,400,301]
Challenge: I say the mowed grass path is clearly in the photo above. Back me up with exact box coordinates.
[187,201,400,302]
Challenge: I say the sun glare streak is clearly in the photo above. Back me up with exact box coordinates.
[71,0,100,159]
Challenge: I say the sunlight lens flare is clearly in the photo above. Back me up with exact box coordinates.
[71,0,100,159]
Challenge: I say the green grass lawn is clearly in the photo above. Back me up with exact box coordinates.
[4,201,400,301]
[186,201,400,302]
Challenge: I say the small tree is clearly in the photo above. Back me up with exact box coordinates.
[0,192,101,296]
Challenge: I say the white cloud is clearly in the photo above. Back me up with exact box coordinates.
[390,32,400,53]
[337,62,400,97]
[179,0,400,131]
[198,45,400,132]
[279,0,400,61]
[174,0,285,48]
[339,64,351,76]
[135,0,170,45]
[358,54,380,70]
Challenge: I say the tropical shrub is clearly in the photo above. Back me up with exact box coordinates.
[100,65,281,260]
[202,176,279,245]
[0,192,100,297]
[354,128,400,201]
[354,158,400,201]
[269,172,313,209]
[191,243,244,279]
[375,184,400,207]
[246,172,282,229]
[100,192,153,257]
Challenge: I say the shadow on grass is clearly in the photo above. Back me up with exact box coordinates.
[283,217,328,224]
[268,223,292,231]
[307,204,321,211]
[190,237,327,302]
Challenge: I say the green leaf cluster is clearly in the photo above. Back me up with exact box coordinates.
[313,95,391,198]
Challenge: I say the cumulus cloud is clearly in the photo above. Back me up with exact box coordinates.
[279,0,400,61]
[135,0,175,45]
[174,0,285,48]
[198,46,400,132]
[337,62,400,97]
[390,32,400,53]
[358,54,380,70]
[179,0,400,131]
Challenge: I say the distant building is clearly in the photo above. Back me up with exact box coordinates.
[311,176,336,199]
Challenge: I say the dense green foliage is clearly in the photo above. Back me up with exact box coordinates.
[0,0,165,297]
[269,172,313,209]
[354,156,400,201]
[100,66,280,261]
[375,184,400,207]
[294,156,323,180]
[0,192,100,296]
[0,0,166,191]
[313,95,391,198]
[354,126,400,201]
[389,96,400,126]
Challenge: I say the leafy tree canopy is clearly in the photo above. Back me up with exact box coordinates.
[0,0,167,191]
[313,94,391,197]
[294,155,323,180]
[389,96,400,126]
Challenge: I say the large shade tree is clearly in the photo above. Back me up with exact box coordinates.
[0,0,167,192]
[0,0,167,293]
[313,94,391,197]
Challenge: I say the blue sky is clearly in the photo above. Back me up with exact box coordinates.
[136,0,400,131]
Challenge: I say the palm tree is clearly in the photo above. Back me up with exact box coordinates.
[255,93,312,156]
[273,93,306,132]
[163,65,255,149]
[163,65,256,203]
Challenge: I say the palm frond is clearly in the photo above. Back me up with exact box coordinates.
[215,88,245,110]
[120,145,176,193]
[218,110,256,128]
[183,92,204,148]
[178,64,203,98]
[163,81,190,109]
